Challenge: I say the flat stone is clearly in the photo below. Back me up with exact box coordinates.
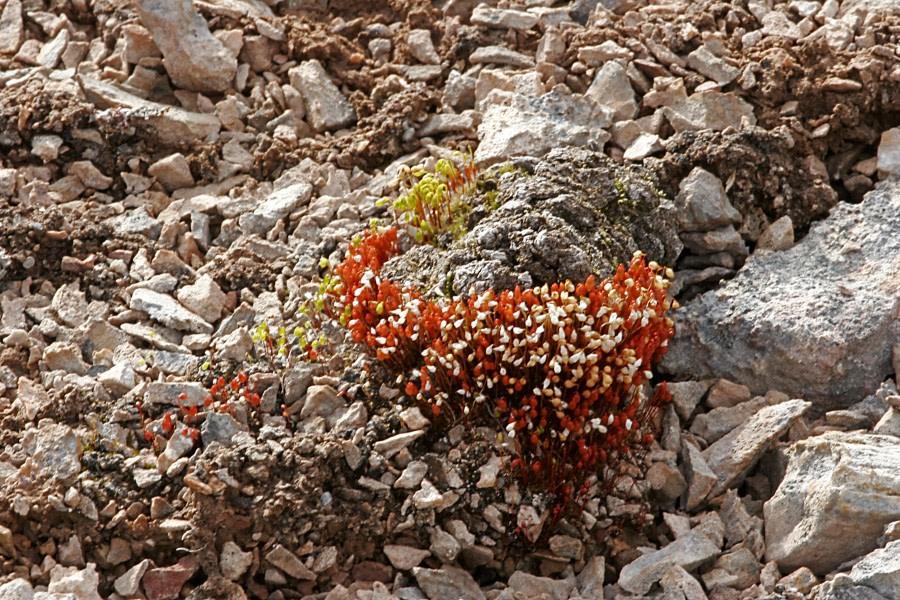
[476,454,502,489]
[660,565,707,600]
[0,578,33,599]
[577,556,605,597]
[142,556,199,600]
[373,430,425,459]
[471,5,538,30]
[42,341,88,375]
[681,225,748,256]
[469,45,534,68]
[22,421,81,483]
[430,527,461,563]
[37,28,69,68]
[815,573,891,600]
[69,160,113,190]
[31,134,64,162]
[624,132,663,161]
[761,11,803,39]
[765,432,900,574]
[80,77,221,145]
[239,182,313,234]
[578,41,633,65]
[691,396,772,444]
[298,385,346,428]
[220,541,253,581]
[669,380,712,421]
[413,566,486,600]
[265,544,316,580]
[130,288,213,334]
[686,46,740,85]
[201,412,248,447]
[662,90,756,132]
[395,460,428,489]
[704,399,810,500]
[288,60,356,132]
[145,381,208,407]
[412,479,444,509]
[586,60,637,121]
[618,528,722,595]
[420,112,476,137]
[384,545,430,571]
[474,90,611,166]
[133,0,236,92]
[663,182,900,407]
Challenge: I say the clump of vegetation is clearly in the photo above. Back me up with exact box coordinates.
[318,154,677,521]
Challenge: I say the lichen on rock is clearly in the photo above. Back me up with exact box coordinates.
[380,147,682,296]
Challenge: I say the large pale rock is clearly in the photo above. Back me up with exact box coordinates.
[618,528,721,594]
[81,78,220,145]
[133,0,237,92]
[765,432,900,574]
[662,182,900,409]
[288,60,356,132]
[848,541,900,599]
[475,90,611,166]
[703,399,810,500]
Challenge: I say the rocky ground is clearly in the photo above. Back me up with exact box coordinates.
[0,0,899,599]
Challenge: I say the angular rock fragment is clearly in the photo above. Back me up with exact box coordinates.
[703,399,809,500]
[130,288,213,334]
[413,566,486,600]
[288,60,356,132]
[133,0,237,92]
[765,432,900,574]
[475,90,610,166]
[619,528,721,594]
[663,182,900,408]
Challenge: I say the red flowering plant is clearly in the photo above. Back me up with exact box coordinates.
[318,154,676,526]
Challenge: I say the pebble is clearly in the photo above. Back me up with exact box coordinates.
[471,6,538,30]
[288,60,356,132]
[130,288,213,334]
[407,29,440,65]
[384,545,430,571]
[413,566,486,600]
[265,545,316,580]
[148,152,195,191]
[412,479,444,509]
[373,430,425,459]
